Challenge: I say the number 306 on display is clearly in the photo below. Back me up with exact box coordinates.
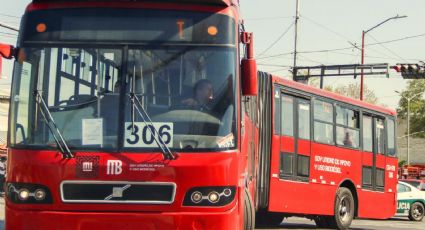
[124,122,173,148]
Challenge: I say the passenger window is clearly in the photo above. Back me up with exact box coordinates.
[313,100,334,144]
[280,153,293,175]
[281,95,294,137]
[274,89,281,135]
[376,168,385,188]
[376,119,385,154]
[298,100,310,140]
[387,119,396,156]
[314,100,333,123]
[362,167,372,186]
[297,155,310,177]
[336,106,359,148]
[363,115,373,152]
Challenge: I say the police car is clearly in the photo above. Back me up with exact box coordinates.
[396,181,425,221]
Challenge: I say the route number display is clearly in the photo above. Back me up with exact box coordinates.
[124,122,173,148]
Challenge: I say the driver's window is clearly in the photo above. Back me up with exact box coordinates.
[124,48,236,150]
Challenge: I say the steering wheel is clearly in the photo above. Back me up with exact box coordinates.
[51,96,98,111]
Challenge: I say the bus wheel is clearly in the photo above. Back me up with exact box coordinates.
[329,187,354,230]
[244,188,255,230]
[408,202,424,221]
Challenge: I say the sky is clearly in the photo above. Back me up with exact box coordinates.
[1,0,425,109]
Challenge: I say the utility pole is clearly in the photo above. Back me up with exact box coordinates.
[293,0,300,81]
[360,15,407,100]
[360,31,365,100]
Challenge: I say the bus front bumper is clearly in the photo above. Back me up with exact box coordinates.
[6,204,239,230]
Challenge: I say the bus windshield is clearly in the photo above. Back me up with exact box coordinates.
[9,8,237,152]
[10,46,236,151]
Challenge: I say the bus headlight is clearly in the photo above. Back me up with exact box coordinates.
[207,191,220,203]
[191,191,203,203]
[183,186,236,206]
[34,189,47,201]
[6,183,53,204]
[18,189,30,201]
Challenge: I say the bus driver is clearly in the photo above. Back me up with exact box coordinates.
[181,79,213,111]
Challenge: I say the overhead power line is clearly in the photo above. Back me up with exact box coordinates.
[245,16,293,21]
[0,22,19,32]
[302,15,357,48]
[257,22,295,57]
[366,33,408,62]
[0,13,21,19]
[0,31,17,36]
[257,32,425,60]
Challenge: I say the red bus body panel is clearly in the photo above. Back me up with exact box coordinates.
[268,76,397,219]
[6,149,244,229]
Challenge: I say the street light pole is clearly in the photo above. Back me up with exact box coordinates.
[360,15,407,101]
[293,0,300,81]
[407,97,410,164]
[360,31,365,100]
[395,91,423,165]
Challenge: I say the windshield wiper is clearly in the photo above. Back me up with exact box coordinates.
[33,90,74,159]
[128,92,177,160]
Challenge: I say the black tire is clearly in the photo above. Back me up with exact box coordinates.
[327,187,355,230]
[255,211,283,228]
[408,202,424,221]
[244,188,255,230]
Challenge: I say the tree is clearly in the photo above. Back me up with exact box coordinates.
[308,79,379,105]
[397,80,425,138]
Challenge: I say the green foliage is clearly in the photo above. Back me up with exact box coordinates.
[397,80,425,138]
[308,79,379,105]
[324,83,379,105]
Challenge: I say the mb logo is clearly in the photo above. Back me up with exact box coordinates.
[107,160,123,175]
[82,162,93,172]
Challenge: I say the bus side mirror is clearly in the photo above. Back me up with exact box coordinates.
[0,43,15,59]
[0,43,16,77]
[241,32,257,96]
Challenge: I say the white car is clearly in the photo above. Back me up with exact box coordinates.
[396,181,425,221]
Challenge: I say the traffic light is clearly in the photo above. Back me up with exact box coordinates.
[393,63,425,79]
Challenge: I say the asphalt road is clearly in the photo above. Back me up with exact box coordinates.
[0,198,423,230]
[258,216,424,230]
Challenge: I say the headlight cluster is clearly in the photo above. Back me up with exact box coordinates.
[183,186,236,206]
[6,183,52,204]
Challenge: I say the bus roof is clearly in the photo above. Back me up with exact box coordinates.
[31,0,236,6]
[272,75,397,116]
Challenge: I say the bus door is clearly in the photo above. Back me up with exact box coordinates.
[361,114,385,191]
[279,93,311,181]
[269,92,312,212]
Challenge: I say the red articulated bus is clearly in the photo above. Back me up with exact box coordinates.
[0,0,397,229]
[252,76,398,229]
